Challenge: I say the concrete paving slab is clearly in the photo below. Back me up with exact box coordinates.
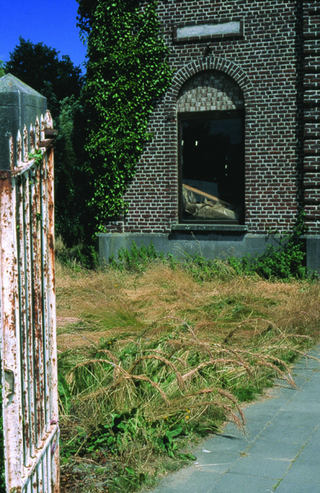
[148,346,320,493]
[230,453,290,479]
[274,410,319,428]
[298,442,320,464]
[208,473,277,493]
[258,423,314,444]
[149,467,221,493]
[287,393,320,407]
[273,481,319,493]
[247,438,302,460]
[307,427,320,444]
[284,461,320,484]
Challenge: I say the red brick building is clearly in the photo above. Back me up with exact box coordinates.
[99,1,320,271]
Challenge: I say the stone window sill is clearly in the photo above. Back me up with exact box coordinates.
[171,224,248,234]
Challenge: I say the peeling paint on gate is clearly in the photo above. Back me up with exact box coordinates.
[0,111,59,492]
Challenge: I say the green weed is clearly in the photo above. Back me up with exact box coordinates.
[55,235,99,270]
[109,241,165,273]
[229,211,308,280]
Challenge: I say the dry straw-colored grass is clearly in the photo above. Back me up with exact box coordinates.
[56,261,320,349]
[57,261,320,491]
[57,262,320,426]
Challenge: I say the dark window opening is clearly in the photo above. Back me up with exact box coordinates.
[179,111,244,224]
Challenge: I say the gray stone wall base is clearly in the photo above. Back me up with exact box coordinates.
[98,232,319,274]
[305,236,320,275]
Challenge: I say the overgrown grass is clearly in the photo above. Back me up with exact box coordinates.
[105,212,314,282]
[56,254,320,492]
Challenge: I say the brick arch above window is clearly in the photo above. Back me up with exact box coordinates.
[177,70,244,113]
[165,56,254,113]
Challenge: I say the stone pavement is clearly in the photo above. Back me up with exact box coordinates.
[148,346,320,493]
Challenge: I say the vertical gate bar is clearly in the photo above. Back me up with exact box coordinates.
[36,156,46,442]
[33,468,38,493]
[17,174,31,467]
[40,152,49,431]
[46,445,51,492]
[38,460,43,492]
[26,477,32,493]
[26,169,36,458]
[42,452,48,493]
[30,167,40,448]
[39,153,51,493]
[31,163,45,447]
[46,145,60,492]
[0,171,24,489]
[42,449,47,493]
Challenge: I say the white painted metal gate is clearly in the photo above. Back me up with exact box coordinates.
[0,112,59,492]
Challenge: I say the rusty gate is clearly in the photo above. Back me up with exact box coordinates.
[0,112,59,492]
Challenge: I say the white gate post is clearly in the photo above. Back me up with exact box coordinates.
[0,74,59,492]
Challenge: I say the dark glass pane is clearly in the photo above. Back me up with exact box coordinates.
[180,116,244,223]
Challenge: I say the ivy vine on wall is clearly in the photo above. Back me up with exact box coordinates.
[77,0,172,234]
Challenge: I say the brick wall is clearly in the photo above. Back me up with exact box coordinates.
[104,0,319,236]
[303,2,320,233]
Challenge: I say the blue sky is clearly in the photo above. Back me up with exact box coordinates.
[0,0,87,71]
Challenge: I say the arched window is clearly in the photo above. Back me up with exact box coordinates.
[178,70,245,224]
